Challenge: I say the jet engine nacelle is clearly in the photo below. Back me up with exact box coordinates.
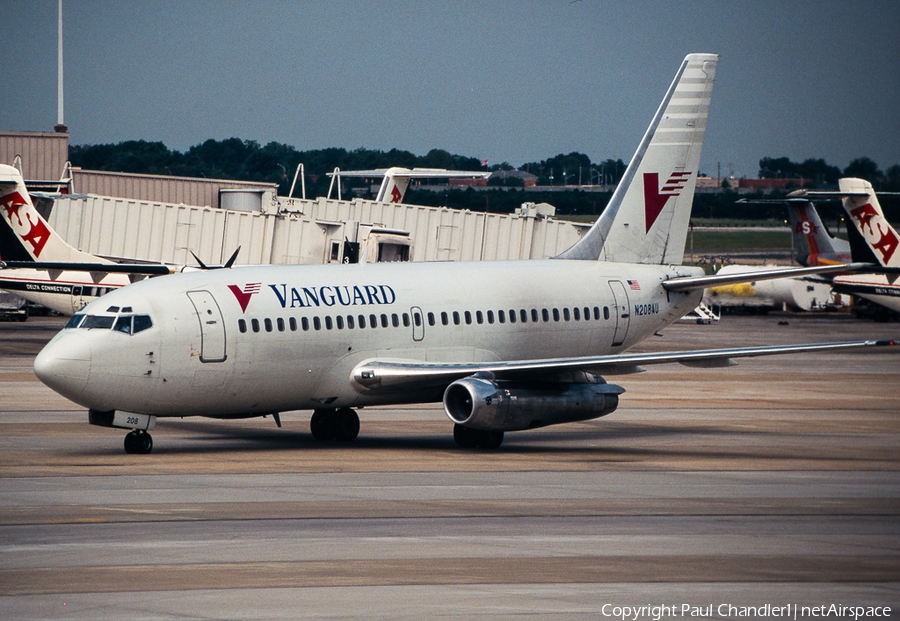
[443,376,624,432]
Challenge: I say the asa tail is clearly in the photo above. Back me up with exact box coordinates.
[557,53,717,264]
[0,164,104,265]
[839,178,900,268]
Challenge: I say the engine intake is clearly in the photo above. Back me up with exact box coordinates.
[443,376,624,432]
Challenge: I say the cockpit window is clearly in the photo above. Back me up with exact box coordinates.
[65,314,85,329]
[132,315,153,334]
[113,316,132,334]
[82,315,115,329]
[70,312,153,335]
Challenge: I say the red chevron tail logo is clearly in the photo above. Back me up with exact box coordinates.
[643,171,691,232]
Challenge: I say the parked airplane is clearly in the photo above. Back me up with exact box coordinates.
[795,179,900,314]
[736,196,851,266]
[0,165,235,314]
[33,54,890,454]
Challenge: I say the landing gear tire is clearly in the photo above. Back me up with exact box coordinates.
[124,430,153,454]
[334,408,360,442]
[310,409,336,441]
[311,408,360,442]
[453,424,502,449]
[478,430,504,450]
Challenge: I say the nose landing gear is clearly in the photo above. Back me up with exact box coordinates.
[124,430,153,454]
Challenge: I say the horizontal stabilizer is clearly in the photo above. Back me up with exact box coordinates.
[0,261,174,275]
[661,262,873,292]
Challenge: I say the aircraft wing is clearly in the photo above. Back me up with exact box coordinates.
[352,339,895,391]
[0,261,174,275]
[661,262,873,292]
[329,168,490,179]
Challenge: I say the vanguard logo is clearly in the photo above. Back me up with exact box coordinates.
[227,283,262,312]
[643,171,691,232]
[269,284,397,309]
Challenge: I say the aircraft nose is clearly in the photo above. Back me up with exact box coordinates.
[34,333,92,403]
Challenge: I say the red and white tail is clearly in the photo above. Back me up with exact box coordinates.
[839,178,900,268]
[0,164,106,265]
[557,54,717,264]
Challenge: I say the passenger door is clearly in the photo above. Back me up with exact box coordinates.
[187,290,227,362]
[608,280,630,347]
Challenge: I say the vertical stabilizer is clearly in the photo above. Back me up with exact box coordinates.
[839,178,900,268]
[557,54,717,264]
[0,164,104,264]
[786,200,851,266]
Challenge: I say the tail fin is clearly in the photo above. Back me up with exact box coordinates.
[0,164,105,265]
[557,53,717,264]
[786,200,851,266]
[839,178,900,268]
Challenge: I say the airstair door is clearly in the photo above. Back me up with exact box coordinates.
[187,290,227,362]
[608,280,631,347]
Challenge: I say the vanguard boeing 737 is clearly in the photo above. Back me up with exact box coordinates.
[32,54,891,454]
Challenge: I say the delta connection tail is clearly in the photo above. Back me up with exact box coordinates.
[557,53,717,265]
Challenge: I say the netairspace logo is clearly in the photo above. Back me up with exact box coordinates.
[599,603,892,621]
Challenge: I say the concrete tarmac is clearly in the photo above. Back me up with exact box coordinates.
[1,313,899,620]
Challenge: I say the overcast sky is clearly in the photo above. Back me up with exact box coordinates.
[3,0,898,178]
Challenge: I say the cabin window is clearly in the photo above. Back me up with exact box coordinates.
[313,317,321,330]
[238,319,247,333]
[476,310,483,324]
[264,318,273,332]
[370,314,378,328]
[521,309,528,323]
[441,312,449,326]
[402,313,410,327]
[573,307,580,321]
[413,313,421,327]
[335,316,344,330]
[508,309,516,324]
[251,318,260,333]
[358,314,366,329]
[289,317,297,331]
[563,308,570,321]
[498,310,506,324]
[464,311,472,325]
[277,318,285,332]
[541,309,550,322]
[325,316,333,330]
[347,315,355,329]
[487,310,494,324]
[602,306,609,320]
[381,314,389,328]
[530,309,538,323]
[452,311,461,325]
[302,317,310,331]
[427,312,435,326]
[584,307,591,320]
[552,308,560,322]
[391,314,400,328]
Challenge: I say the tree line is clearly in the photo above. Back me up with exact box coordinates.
[68,139,898,220]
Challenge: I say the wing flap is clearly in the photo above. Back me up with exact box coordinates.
[352,339,894,392]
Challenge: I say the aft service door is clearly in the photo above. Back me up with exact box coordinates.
[187,290,227,362]
[608,280,630,347]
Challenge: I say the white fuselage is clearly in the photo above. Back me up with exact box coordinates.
[34,259,703,417]
[832,273,900,313]
[0,268,131,315]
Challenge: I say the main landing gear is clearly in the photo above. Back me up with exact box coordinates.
[124,430,153,454]
[453,424,504,449]
[310,408,360,442]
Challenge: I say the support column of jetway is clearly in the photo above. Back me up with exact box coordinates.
[45,194,590,266]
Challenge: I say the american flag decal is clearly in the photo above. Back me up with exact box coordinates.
[628,279,641,290]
